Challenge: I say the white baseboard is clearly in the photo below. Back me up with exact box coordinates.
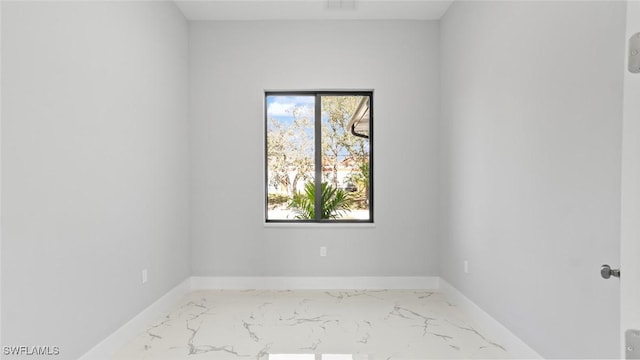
[439,279,543,359]
[190,276,440,290]
[79,278,190,360]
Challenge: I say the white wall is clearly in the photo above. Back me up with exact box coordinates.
[621,0,640,350]
[1,2,190,358]
[439,1,625,358]
[0,1,3,352]
[190,21,440,276]
[0,4,4,352]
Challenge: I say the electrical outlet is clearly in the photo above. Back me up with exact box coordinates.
[464,260,469,274]
[142,269,148,284]
[320,246,327,257]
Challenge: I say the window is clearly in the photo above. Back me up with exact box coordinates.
[265,91,373,223]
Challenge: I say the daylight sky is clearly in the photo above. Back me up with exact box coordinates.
[266,95,315,121]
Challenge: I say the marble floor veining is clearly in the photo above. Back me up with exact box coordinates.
[114,290,512,360]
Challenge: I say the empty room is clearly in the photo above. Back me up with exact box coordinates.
[1,0,639,359]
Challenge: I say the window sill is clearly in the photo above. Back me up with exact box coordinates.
[264,222,376,229]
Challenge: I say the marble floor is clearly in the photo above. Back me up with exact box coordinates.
[114,290,512,360]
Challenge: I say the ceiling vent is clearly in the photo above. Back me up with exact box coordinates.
[326,0,357,10]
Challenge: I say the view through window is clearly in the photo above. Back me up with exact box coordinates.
[265,92,372,222]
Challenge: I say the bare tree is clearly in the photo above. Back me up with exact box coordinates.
[321,96,369,188]
[266,107,314,196]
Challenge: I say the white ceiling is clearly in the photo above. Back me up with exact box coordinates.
[174,0,454,21]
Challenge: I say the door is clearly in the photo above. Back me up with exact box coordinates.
[621,1,640,358]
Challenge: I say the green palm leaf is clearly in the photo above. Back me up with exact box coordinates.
[288,181,353,220]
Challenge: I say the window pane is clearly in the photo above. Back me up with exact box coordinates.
[266,95,315,220]
[321,95,371,220]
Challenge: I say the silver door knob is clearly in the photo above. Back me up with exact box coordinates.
[601,264,620,279]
